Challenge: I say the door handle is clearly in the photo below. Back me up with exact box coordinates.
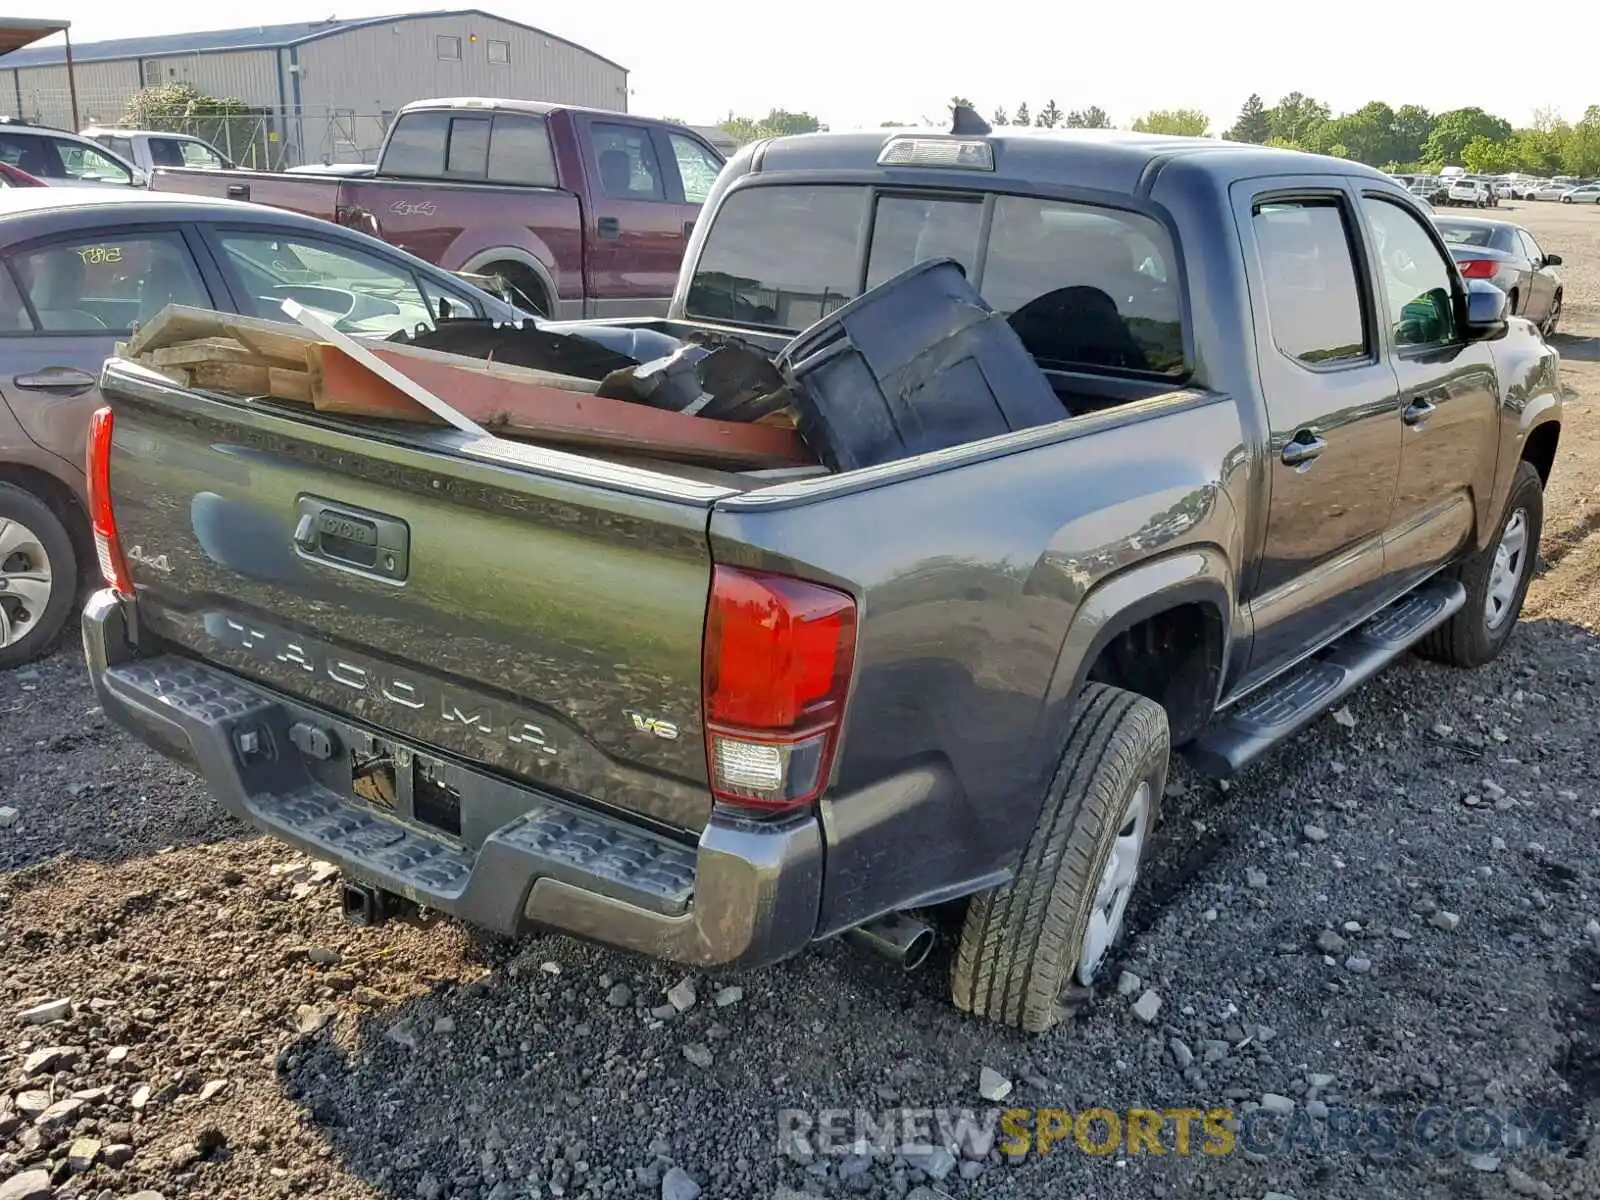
[1280,433,1327,467]
[597,216,620,239]
[1402,395,1438,426]
[226,183,250,201]
[13,367,97,395]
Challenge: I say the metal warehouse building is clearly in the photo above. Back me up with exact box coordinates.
[0,9,628,168]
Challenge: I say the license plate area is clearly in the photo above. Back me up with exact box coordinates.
[349,737,461,838]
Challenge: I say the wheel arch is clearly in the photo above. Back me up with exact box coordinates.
[458,246,559,315]
[1041,549,1237,754]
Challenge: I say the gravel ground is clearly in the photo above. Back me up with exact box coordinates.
[2,203,1599,1200]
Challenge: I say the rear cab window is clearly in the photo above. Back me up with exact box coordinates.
[686,184,1186,377]
[381,110,557,187]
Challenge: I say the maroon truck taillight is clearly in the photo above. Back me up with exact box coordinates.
[702,566,857,814]
[1457,258,1498,280]
[85,406,132,595]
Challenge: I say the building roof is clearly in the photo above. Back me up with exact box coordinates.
[0,9,625,73]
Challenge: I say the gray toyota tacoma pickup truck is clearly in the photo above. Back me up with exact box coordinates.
[81,125,1561,1032]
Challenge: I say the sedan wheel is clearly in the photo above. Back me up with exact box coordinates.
[1542,292,1562,339]
[0,484,79,669]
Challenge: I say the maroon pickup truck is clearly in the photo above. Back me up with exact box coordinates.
[149,98,726,319]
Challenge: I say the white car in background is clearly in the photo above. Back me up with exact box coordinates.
[1531,181,1578,201]
[0,124,145,187]
[81,127,234,176]
[1446,178,1491,207]
[1559,184,1600,205]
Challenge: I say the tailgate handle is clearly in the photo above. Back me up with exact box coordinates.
[293,496,409,583]
[226,183,250,200]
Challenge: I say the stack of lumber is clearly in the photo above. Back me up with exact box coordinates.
[116,305,814,470]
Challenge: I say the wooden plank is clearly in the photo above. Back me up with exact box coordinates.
[125,304,317,366]
[151,338,263,368]
[360,344,812,468]
[267,367,314,404]
[189,361,273,395]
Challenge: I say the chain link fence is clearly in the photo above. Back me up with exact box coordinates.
[8,85,395,171]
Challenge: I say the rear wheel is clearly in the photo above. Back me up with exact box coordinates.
[1418,461,1542,668]
[0,484,78,669]
[482,261,550,318]
[951,684,1168,1033]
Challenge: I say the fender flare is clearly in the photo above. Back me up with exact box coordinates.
[1036,547,1239,761]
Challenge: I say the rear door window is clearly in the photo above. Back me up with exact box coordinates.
[487,114,557,186]
[9,231,210,332]
[1250,198,1369,366]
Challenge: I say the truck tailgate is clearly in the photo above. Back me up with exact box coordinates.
[101,366,725,834]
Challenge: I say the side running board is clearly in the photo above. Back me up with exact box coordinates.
[1187,578,1466,777]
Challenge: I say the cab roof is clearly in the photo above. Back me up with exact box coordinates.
[745,128,1394,198]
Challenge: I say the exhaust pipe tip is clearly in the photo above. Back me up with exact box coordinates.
[845,912,936,972]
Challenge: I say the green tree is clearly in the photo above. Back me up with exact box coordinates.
[1390,104,1435,164]
[1132,108,1209,136]
[720,108,822,144]
[1064,106,1111,129]
[991,106,1010,127]
[1267,92,1331,146]
[1014,102,1031,127]
[1422,107,1514,166]
[1461,135,1518,174]
[1226,93,1271,143]
[1036,100,1063,129]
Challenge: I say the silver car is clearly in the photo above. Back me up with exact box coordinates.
[1433,215,1563,337]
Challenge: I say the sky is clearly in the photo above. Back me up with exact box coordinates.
[21,0,1597,133]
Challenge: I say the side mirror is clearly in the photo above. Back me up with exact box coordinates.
[1543,253,1563,266]
[1463,279,1508,340]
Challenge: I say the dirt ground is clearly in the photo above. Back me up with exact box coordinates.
[1,200,1598,1200]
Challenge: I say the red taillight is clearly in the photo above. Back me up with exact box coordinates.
[1458,258,1498,279]
[702,566,857,814]
[85,406,132,595]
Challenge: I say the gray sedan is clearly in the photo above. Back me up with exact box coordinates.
[1433,215,1563,337]
[0,187,524,667]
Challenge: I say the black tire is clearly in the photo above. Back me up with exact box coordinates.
[1542,290,1562,339]
[1418,460,1542,668]
[0,483,79,670]
[482,261,550,318]
[951,683,1169,1033]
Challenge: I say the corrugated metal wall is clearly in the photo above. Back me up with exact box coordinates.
[2,61,140,128]
[290,13,626,163]
[137,50,281,107]
[0,12,627,168]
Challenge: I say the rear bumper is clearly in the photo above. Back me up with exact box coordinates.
[82,590,823,968]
